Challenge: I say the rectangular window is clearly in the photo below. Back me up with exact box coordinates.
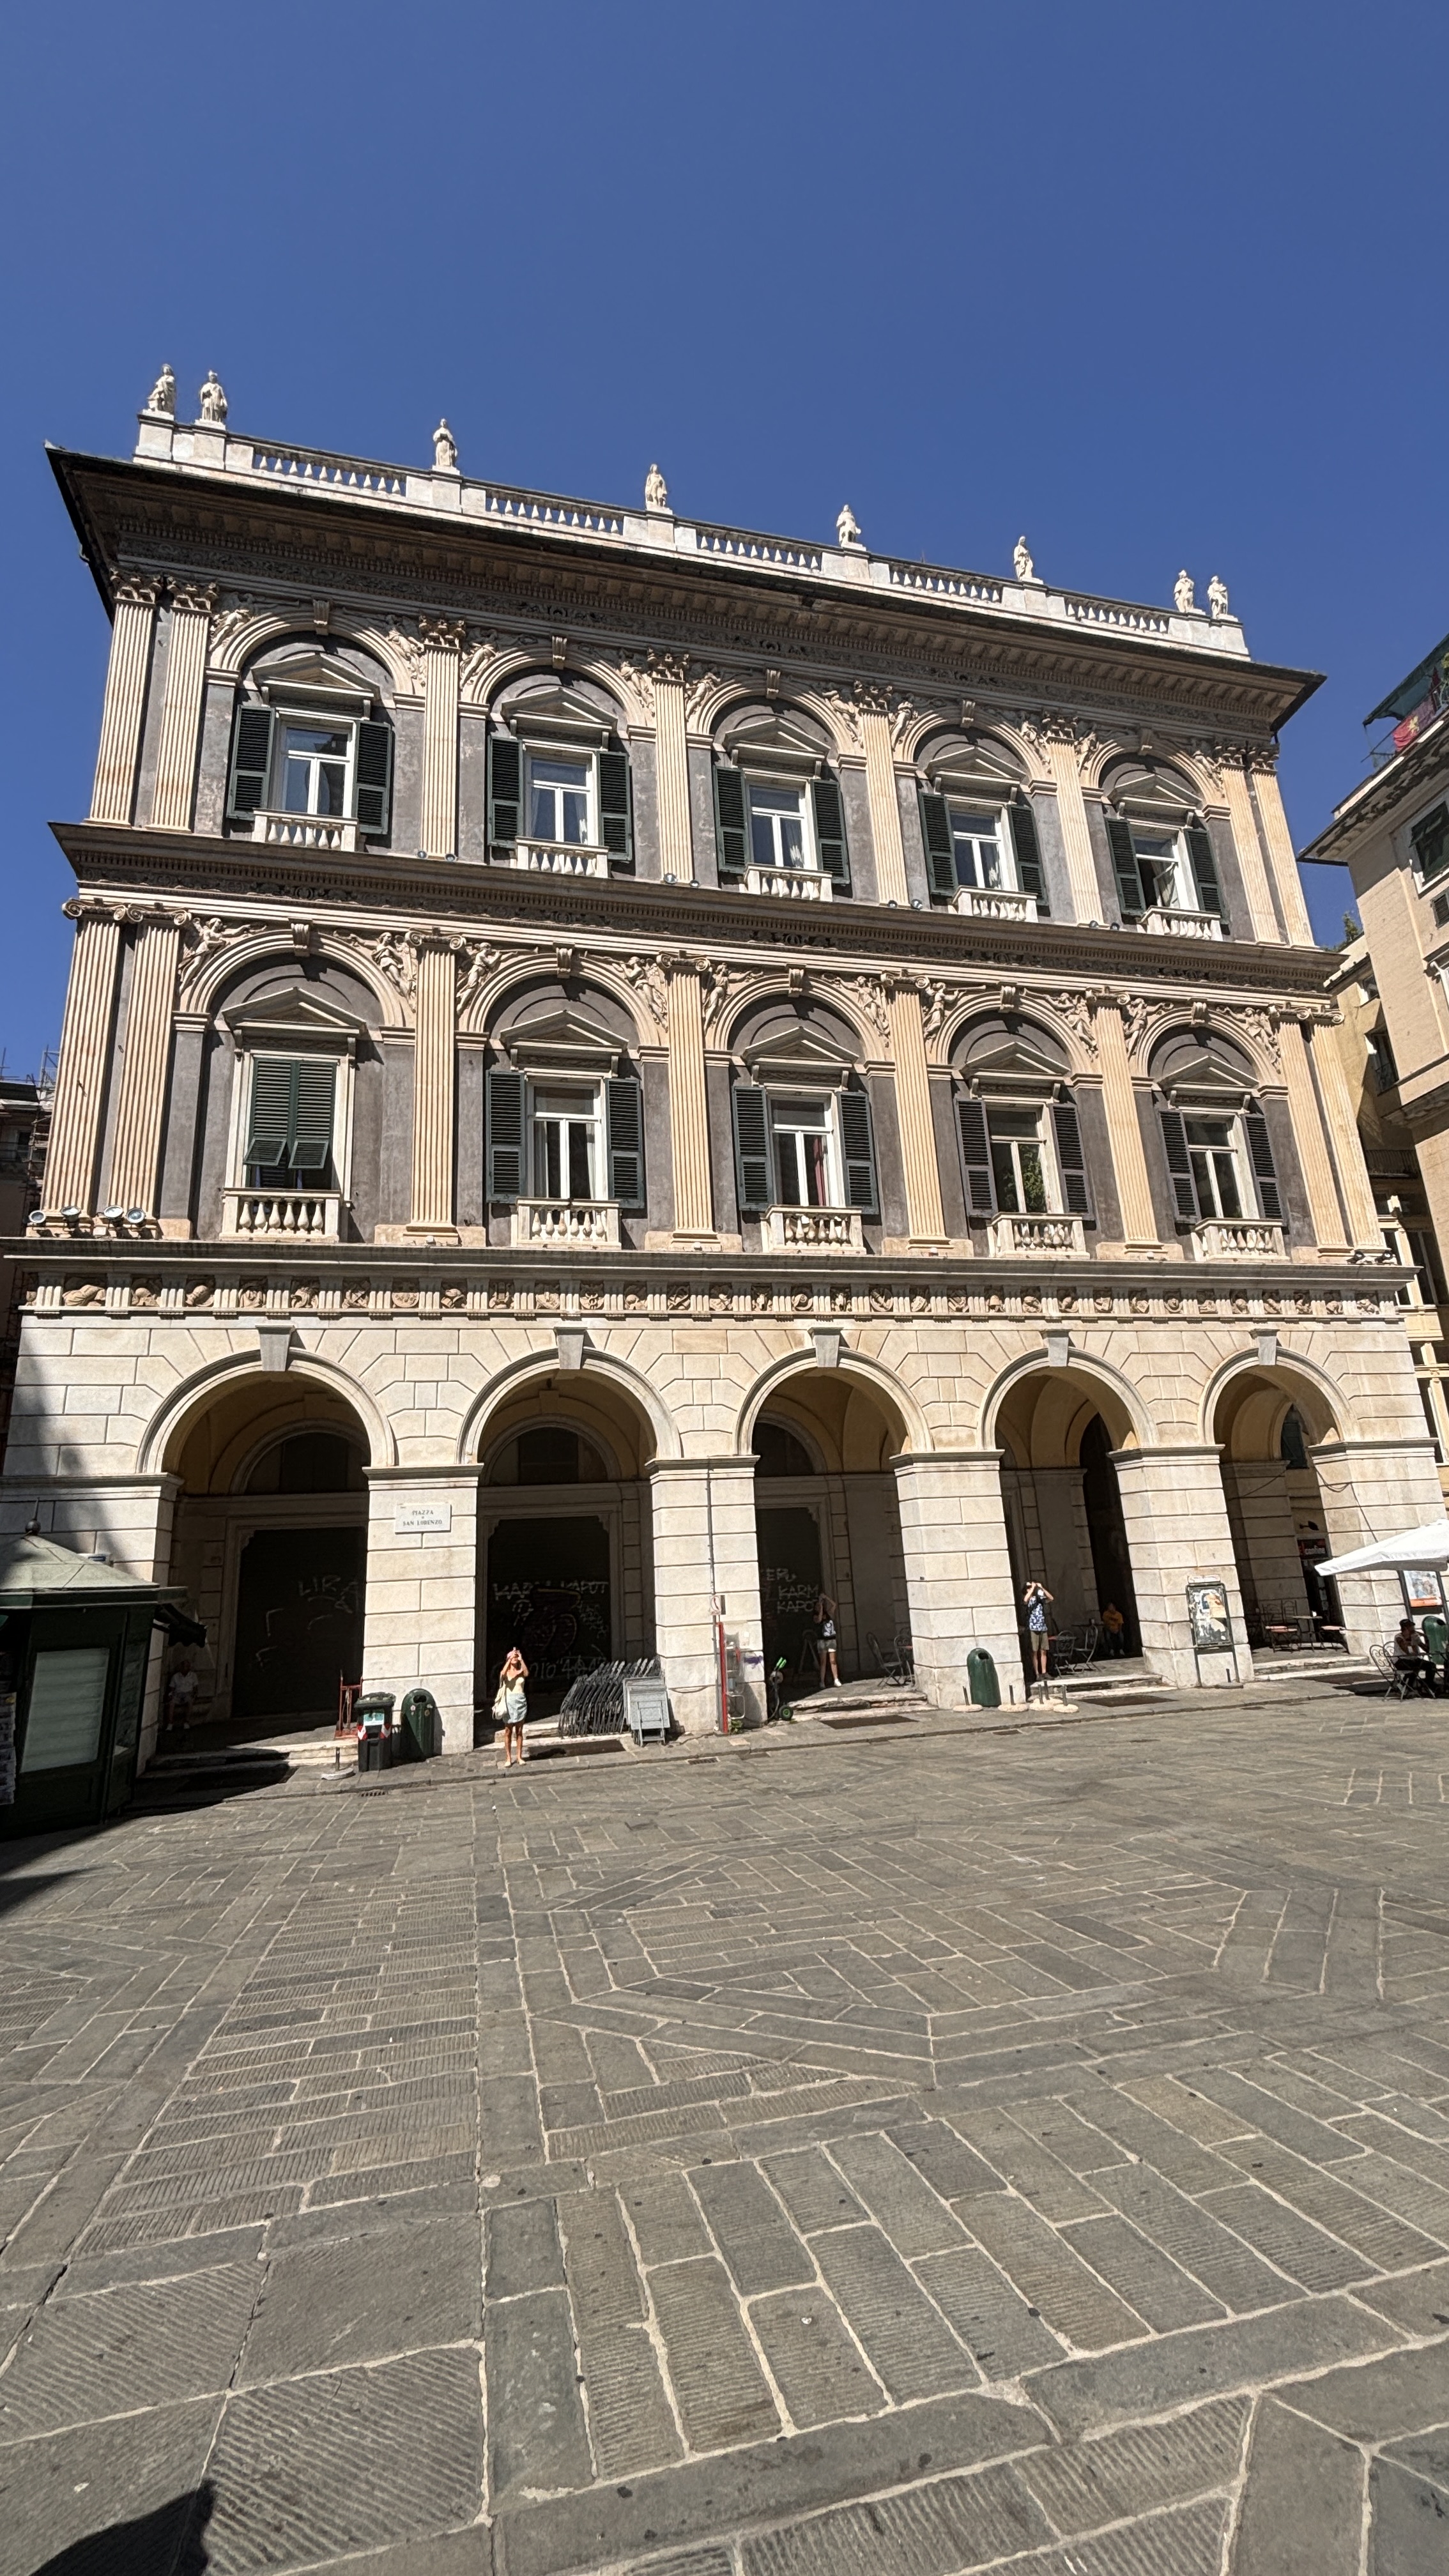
[528,755,594,846]
[280,721,353,818]
[244,1057,337,1188]
[988,1108,1052,1214]
[1365,1028,1399,1092]
[531,1084,601,1199]
[1184,1116,1244,1220]
[949,808,1013,891]
[772,1096,836,1206]
[749,784,810,870]
[1132,831,1192,912]
[1411,801,1449,884]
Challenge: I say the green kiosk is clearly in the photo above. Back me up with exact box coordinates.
[0,1532,203,1838]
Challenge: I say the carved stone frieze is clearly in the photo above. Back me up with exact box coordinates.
[209,592,266,658]
[385,624,426,695]
[371,929,417,1004]
[623,954,669,1028]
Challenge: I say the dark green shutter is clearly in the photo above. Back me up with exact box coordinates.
[1106,814,1144,920]
[919,790,957,900]
[487,1068,525,1200]
[838,1088,878,1213]
[714,764,748,880]
[1243,1106,1283,1220]
[599,749,633,867]
[1186,822,1223,917]
[227,705,274,822]
[488,737,521,848]
[245,1057,294,1167]
[1159,1109,1199,1221]
[1411,802,1449,882]
[1010,799,1048,910]
[1052,1100,1092,1216]
[354,721,393,837]
[290,1061,336,1174]
[606,1077,645,1206]
[732,1083,771,1211]
[812,776,850,888]
[956,1096,995,1214]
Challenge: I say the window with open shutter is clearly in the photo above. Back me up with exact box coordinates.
[291,1062,336,1174]
[811,776,850,889]
[1010,799,1048,911]
[488,737,521,848]
[1158,1109,1200,1220]
[918,790,957,900]
[838,1089,878,1213]
[355,721,393,837]
[1106,814,1144,920]
[245,1057,335,1181]
[606,1078,645,1206]
[732,1084,771,1211]
[714,765,748,880]
[1052,1100,1092,1216]
[1186,823,1223,917]
[1243,1105,1283,1220]
[598,750,633,867]
[487,1068,525,1200]
[245,1057,294,1169]
[956,1096,996,1214]
[227,705,275,824]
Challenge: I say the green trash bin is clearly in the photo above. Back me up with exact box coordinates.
[355,1690,395,1772]
[399,1687,441,1761]
[967,1646,1000,1709]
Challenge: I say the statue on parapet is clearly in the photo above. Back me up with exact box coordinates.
[1207,572,1231,620]
[1173,568,1197,613]
[433,418,459,471]
[145,363,175,419]
[1013,533,1035,583]
[197,371,227,426]
[645,462,670,512]
[836,502,864,549]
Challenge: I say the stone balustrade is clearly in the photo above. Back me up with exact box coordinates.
[220,1188,342,1240]
[765,1205,864,1252]
[510,1198,622,1247]
[1190,1218,1287,1260]
[954,885,1038,922]
[743,867,832,903]
[988,1212,1089,1257]
[246,811,360,852]
[1140,906,1225,942]
[493,843,610,879]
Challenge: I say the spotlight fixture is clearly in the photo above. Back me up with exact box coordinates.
[61,1206,82,1222]
[125,1208,147,1225]
[102,1206,126,1223]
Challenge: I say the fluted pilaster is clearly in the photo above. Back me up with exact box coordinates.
[1091,996,1160,1248]
[409,939,457,1232]
[90,577,159,824]
[1042,732,1105,923]
[885,982,946,1243]
[651,657,693,880]
[1219,762,1282,944]
[45,907,123,1213]
[664,956,713,1238]
[1275,1012,1348,1250]
[106,916,181,1217]
[420,618,465,857]
[1251,764,1315,946]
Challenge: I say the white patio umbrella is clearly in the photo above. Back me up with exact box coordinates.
[1317,1521,1449,1577]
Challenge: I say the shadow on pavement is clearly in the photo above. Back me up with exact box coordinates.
[31,2482,212,2575]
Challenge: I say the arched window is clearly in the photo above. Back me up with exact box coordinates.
[1102,760,1222,933]
[227,643,394,844]
[728,998,877,1246]
[915,732,1046,917]
[484,985,646,1242]
[1149,1027,1284,1241]
[486,675,632,877]
[951,1016,1092,1243]
[712,703,849,896]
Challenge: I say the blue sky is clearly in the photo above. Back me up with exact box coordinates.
[3,0,1446,1074]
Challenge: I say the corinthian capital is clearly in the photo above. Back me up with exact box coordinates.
[169,582,218,620]
[111,571,162,612]
[648,649,691,691]
[418,615,468,655]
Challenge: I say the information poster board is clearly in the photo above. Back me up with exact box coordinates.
[1186,1578,1234,1657]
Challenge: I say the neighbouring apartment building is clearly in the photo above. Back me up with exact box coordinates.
[1306,633,1449,1503]
[3,371,1438,1762]
[0,1073,51,1468]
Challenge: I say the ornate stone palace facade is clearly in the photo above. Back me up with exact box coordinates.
[6,380,1437,1754]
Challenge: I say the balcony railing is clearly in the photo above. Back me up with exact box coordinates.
[1139,905,1225,941]
[245,811,360,852]
[492,842,611,878]
[954,884,1038,922]
[1190,1218,1286,1260]
[988,1212,1087,1257]
[764,1205,864,1252]
[743,866,832,902]
[511,1198,621,1246]
[222,1188,342,1239]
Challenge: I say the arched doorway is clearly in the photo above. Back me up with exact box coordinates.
[1215,1373,1342,1643]
[751,1373,910,1690]
[476,1373,656,1719]
[995,1372,1140,1674]
[165,1375,371,1733]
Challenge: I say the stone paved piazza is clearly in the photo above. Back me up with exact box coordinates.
[3,1682,1449,2573]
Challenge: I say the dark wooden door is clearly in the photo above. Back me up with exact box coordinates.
[233,1526,365,1724]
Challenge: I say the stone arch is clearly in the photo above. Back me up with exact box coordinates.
[469,961,655,1053]
[895,709,1051,785]
[1202,1348,1350,1453]
[980,1349,1150,1457]
[939,999,1091,1083]
[721,985,872,1067]
[466,649,649,727]
[737,1348,927,1459]
[1139,1012,1278,1090]
[180,931,405,1028]
[457,1347,681,1468]
[139,1349,397,1478]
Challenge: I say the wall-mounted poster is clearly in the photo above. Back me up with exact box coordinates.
[1186,1578,1234,1655]
[1401,1568,1445,1614]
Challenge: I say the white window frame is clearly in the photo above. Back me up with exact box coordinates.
[1130,825,1195,914]
[987,1103,1059,1215]
[1182,1111,1250,1221]
[769,1091,843,1208]
[273,709,358,820]
[948,803,1015,893]
[525,749,597,848]
[528,1079,604,1202]
[747,779,816,874]
[1407,796,1449,890]
[226,1046,355,1202]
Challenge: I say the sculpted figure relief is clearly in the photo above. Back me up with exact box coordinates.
[1013,534,1035,583]
[197,371,227,425]
[433,418,459,471]
[146,362,175,418]
[644,462,670,512]
[1207,572,1230,620]
[1173,569,1196,613]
